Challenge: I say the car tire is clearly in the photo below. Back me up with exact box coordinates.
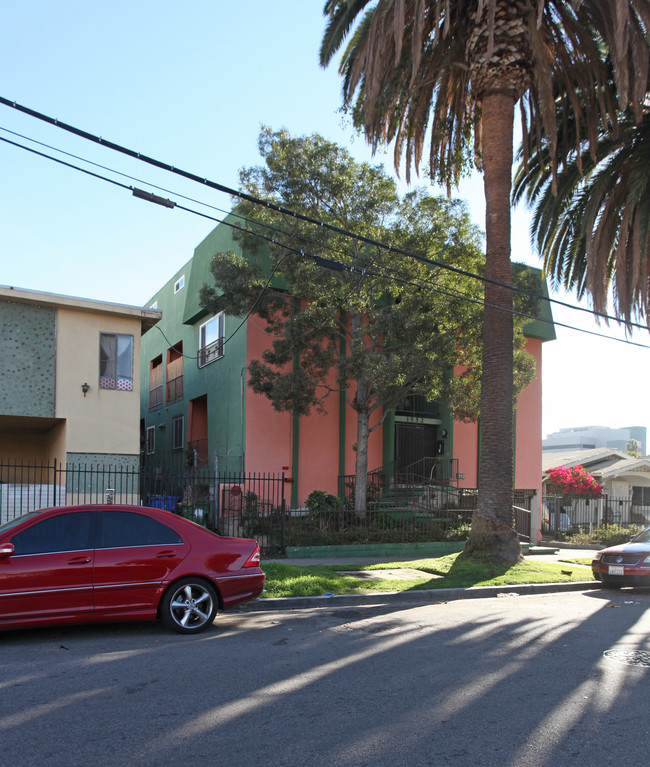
[600,576,623,589]
[160,577,219,634]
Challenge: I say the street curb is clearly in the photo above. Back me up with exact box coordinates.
[239,580,601,612]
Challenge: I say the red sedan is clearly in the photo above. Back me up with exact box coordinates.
[591,526,650,588]
[0,504,265,633]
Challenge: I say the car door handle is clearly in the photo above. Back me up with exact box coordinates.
[68,557,91,565]
[156,551,176,559]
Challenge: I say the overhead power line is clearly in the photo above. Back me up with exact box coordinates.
[2,128,650,351]
[2,97,650,343]
[3,94,646,334]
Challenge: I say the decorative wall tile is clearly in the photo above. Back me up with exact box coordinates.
[0,300,56,416]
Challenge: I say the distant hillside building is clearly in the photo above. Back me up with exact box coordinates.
[543,425,646,455]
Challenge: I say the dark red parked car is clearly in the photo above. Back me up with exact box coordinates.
[591,526,650,588]
[0,504,265,633]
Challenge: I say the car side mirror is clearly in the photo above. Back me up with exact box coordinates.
[0,543,14,558]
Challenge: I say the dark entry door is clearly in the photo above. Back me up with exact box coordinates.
[395,423,437,480]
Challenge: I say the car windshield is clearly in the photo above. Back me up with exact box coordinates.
[632,527,650,543]
[0,511,45,535]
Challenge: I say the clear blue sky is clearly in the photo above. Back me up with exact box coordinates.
[1,1,649,442]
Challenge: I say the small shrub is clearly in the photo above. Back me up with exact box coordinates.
[342,479,383,510]
[446,522,472,541]
[569,524,643,546]
[305,490,342,511]
[240,491,261,537]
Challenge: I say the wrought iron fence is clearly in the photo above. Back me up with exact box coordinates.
[284,506,473,547]
[338,458,461,511]
[299,485,536,545]
[0,458,142,522]
[541,495,650,538]
[0,459,289,556]
[0,457,539,553]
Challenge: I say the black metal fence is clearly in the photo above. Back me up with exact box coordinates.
[284,507,472,547]
[293,487,535,545]
[541,495,650,538]
[1,458,538,553]
[339,457,461,509]
[0,459,289,556]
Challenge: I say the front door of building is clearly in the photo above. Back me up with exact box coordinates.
[395,423,437,481]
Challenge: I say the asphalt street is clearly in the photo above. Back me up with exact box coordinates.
[2,587,649,767]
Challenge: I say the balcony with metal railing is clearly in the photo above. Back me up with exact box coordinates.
[148,385,163,410]
[166,375,184,403]
[198,337,224,368]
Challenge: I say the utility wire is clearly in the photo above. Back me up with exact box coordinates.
[2,95,647,334]
[0,124,397,282]
[2,129,649,352]
[0,121,596,341]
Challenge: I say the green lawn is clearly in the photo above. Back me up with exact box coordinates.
[261,553,595,598]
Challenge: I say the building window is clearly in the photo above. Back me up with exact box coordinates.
[198,313,224,368]
[632,486,650,505]
[166,344,184,403]
[146,426,155,455]
[99,333,133,391]
[172,416,184,451]
[149,355,163,409]
[173,275,185,294]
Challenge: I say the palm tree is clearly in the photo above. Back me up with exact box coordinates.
[320,0,649,562]
[514,96,650,325]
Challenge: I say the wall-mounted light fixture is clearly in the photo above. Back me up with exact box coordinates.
[81,382,90,397]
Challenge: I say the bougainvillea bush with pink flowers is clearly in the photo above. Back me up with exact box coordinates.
[545,465,604,498]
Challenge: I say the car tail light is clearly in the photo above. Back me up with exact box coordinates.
[244,545,261,567]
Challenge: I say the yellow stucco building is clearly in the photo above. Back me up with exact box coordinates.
[0,286,160,513]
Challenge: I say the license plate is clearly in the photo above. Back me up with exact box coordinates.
[608,565,625,575]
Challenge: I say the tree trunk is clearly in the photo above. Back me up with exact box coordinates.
[465,90,521,563]
[354,376,370,512]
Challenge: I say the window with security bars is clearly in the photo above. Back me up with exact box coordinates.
[198,313,225,367]
[99,333,134,391]
[149,356,163,409]
[166,344,184,402]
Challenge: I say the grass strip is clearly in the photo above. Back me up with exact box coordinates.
[261,552,594,599]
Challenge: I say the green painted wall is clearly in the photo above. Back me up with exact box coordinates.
[0,299,56,417]
[140,221,249,472]
[139,226,555,495]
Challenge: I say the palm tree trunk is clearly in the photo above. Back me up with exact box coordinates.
[465,90,521,563]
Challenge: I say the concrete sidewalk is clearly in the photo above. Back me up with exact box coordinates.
[246,547,600,612]
[263,547,600,568]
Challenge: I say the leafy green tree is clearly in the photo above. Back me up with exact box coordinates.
[200,128,534,510]
[320,0,649,561]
